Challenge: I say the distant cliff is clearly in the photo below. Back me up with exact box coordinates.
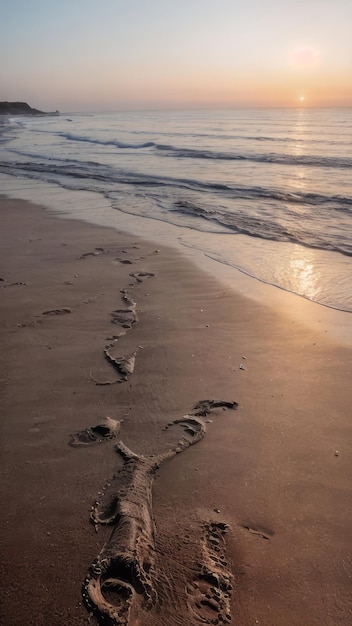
[0,102,59,116]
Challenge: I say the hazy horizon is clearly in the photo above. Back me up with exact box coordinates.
[55,104,352,115]
[1,0,351,112]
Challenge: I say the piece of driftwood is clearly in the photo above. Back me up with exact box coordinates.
[81,400,238,625]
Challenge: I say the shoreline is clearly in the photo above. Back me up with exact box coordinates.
[1,178,351,347]
[1,198,351,625]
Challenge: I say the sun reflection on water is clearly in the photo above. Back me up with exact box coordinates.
[285,110,309,196]
[288,245,321,302]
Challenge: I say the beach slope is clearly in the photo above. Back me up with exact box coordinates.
[0,198,351,625]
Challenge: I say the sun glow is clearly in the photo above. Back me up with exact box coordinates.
[289,46,321,70]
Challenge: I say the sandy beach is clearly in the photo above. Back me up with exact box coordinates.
[1,197,351,625]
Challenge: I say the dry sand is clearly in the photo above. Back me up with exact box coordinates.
[0,198,351,625]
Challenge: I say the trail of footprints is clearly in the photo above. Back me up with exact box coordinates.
[68,248,237,624]
[91,271,155,385]
[187,522,233,625]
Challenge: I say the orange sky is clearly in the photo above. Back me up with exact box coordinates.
[1,0,351,111]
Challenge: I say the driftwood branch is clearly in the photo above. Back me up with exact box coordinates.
[81,400,238,625]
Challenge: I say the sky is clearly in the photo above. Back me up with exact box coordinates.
[1,0,351,111]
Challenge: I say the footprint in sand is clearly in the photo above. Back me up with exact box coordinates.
[79,247,106,259]
[115,258,136,265]
[1,281,27,288]
[90,289,140,386]
[69,417,122,448]
[186,522,233,625]
[110,290,138,329]
[129,271,155,284]
[42,307,72,315]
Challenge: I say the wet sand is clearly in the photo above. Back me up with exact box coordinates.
[0,198,351,625]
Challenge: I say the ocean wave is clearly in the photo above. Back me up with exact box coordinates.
[172,200,352,257]
[57,131,155,150]
[99,126,350,146]
[1,159,352,210]
[31,128,352,168]
[155,144,352,169]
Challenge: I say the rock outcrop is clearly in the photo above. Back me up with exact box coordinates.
[0,101,59,115]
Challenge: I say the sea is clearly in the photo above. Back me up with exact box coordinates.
[1,107,351,312]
